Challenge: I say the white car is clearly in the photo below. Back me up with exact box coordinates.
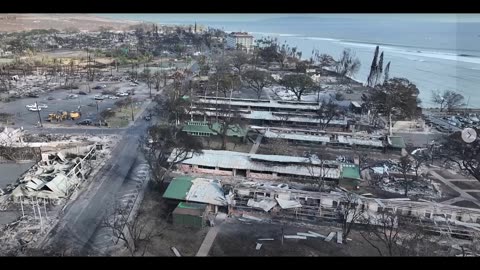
[94,95,104,100]
[109,96,119,99]
[26,104,47,109]
[28,107,41,112]
[129,83,138,86]
[117,92,129,97]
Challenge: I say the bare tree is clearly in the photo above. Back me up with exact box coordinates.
[242,69,273,99]
[397,155,425,197]
[312,50,335,71]
[141,68,153,98]
[279,73,315,101]
[102,201,157,256]
[338,192,366,243]
[141,124,202,185]
[317,99,342,130]
[359,210,436,256]
[367,46,380,87]
[335,49,361,79]
[439,130,480,181]
[431,90,465,112]
[228,50,249,78]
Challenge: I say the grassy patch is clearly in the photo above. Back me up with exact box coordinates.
[105,103,142,128]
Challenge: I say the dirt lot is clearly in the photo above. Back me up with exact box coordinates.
[210,219,384,256]
[451,181,480,190]
[116,182,208,256]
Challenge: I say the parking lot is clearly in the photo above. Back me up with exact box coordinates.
[1,79,151,128]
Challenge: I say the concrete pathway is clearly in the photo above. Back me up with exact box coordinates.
[249,134,264,154]
[429,170,480,207]
[196,213,227,257]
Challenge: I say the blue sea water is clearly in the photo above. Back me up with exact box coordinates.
[99,14,480,108]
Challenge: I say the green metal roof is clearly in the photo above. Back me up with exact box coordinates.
[177,202,207,210]
[163,176,194,200]
[388,136,406,149]
[182,121,247,137]
[341,164,361,180]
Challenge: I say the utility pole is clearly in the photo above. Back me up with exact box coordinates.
[130,100,134,121]
[36,102,43,128]
[20,198,25,218]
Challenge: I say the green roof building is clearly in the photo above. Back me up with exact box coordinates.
[172,202,207,229]
[339,164,361,189]
[388,136,406,149]
[163,176,194,201]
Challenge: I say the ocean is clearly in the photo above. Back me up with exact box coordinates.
[99,14,480,108]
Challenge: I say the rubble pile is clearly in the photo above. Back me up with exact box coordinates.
[23,133,72,143]
[370,160,441,199]
[7,151,92,202]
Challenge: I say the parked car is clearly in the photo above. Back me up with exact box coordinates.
[77,119,93,126]
[78,91,87,95]
[37,104,48,109]
[144,115,151,121]
[94,95,104,100]
[109,96,119,99]
[25,104,37,109]
[67,94,78,99]
[117,92,129,97]
[129,82,139,86]
[93,85,102,90]
[28,107,41,112]
[27,93,39,98]
[47,97,55,101]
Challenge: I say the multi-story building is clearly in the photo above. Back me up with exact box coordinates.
[226,32,254,53]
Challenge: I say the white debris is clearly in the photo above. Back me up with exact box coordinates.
[308,231,326,238]
[255,243,262,250]
[337,231,343,244]
[171,247,181,257]
[325,232,335,242]
[247,199,277,212]
[284,235,307,239]
[297,233,319,238]
[242,214,263,222]
[276,198,302,209]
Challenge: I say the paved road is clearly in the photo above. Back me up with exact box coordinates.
[429,170,480,208]
[39,97,155,254]
[38,62,197,255]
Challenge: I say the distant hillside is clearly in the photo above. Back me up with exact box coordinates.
[0,14,139,32]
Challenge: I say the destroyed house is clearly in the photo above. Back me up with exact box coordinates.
[163,176,227,213]
[191,109,349,130]
[195,97,321,113]
[168,149,359,182]
[232,182,480,237]
[254,126,387,150]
